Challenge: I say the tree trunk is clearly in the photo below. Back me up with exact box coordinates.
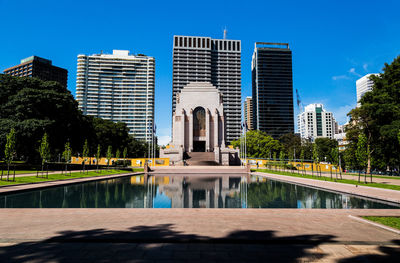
[311,163,314,177]
[358,170,361,183]
[7,163,10,181]
[364,169,367,183]
[13,164,15,182]
[370,169,373,183]
[330,166,332,180]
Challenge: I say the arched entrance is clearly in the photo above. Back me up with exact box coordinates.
[193,107,206,152]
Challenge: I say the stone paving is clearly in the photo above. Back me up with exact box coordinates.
[262,169,400,186]
[0,209,399,262]
[0,172,140,194]
[254,171,400,204]
[0,167,400,262]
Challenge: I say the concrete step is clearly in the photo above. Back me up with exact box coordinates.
[185,152,218,166]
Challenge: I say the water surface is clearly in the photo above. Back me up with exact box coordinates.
[0,174,398,209]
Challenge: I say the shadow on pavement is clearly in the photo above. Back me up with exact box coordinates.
[0,223,395,262]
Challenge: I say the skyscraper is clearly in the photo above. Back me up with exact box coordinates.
[297,103,337,141]
[252,42,294,139]
[243,96,253,130]
[172,35,241,143]
[356,73,377,107]
[3,56,68,88]
[76,50,155,142]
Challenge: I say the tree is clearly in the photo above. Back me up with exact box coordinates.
[38,133,50,177]
[4,128,16,181]
[279,133,301,159]
[356,134,368,183]
[312,143,319,176]
[346,56,400,174]
[62,142,71,175]
[330,147,339,180]
[116,149,121,159]
[96,144,101,172]
[106,146,113,169]
[123,147,128,167]
[231,130,281,159]
[300,148,305,176]
[0,75,88,163]
[82,139,89,173]
[279,151,285,172]
[314,138,338,164]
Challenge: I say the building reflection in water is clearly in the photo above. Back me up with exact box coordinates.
[139,174,248,208]
[1,174,398,209]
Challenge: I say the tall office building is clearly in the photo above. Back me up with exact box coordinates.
[3,56,68,88]
[172,35,241,143]
[297,104,337,141]
[76,50,155,142]
[252,42,294,139]
[356,73,377,107]
[243,96,253,130]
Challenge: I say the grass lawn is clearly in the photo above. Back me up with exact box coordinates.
[362,216,400,230]
[1,170,38,175]
[0,169,143,186]
[254,169,400,191]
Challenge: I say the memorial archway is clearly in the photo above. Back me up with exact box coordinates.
[193,107,206,152]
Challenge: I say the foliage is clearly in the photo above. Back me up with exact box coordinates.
[314,138,338,163]
[82,139,89,157]
[38,133,50,165]
[356,134,368,171]
[106,146,113,166]
[231,130,281,158]
[346,56,400,172]
[96,144,101,165]
[0,75,149,163]
[312,143,319,164]
[116,149,120,159]
[4,128,16,166]
[62,142,71,163]
[279,133,301,159]
[123,147,128,159]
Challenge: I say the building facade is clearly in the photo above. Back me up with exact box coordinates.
[356,73,377,107]
[3,56,68,88]
[172,35,241,143]
[252,42,294,139]
[161,82,238,165]
[76,50,155,142]
[243,96,253,130]
[297,104,337,141]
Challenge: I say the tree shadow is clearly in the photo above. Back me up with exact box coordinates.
[338,239,400,263]
[0,223,393,262]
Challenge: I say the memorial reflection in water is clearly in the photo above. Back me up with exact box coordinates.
[0,175,398,209]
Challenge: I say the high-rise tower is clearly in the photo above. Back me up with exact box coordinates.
[252,42,294,139]
[172,35,241,143]
[76,50,155,142]
[356,74,377,107]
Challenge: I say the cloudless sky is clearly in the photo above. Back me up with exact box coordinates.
[1,0,399,145]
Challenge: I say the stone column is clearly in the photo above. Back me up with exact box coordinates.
[189,108,193,152]
[206,108,210,152]
[181,109,186,150]
[214,109,219,147]
[221,114,225,148]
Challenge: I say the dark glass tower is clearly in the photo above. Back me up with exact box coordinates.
[252,42,294,139]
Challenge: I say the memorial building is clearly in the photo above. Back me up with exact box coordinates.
[160,82,239,165]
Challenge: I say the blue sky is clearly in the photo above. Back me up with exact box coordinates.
[1,0,399,145]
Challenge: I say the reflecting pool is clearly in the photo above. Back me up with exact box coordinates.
[0,174,398,209]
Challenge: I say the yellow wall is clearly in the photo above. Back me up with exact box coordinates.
[70,157,170,167]
[244,158,342,172]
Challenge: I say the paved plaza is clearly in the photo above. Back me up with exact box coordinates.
[0,167,399,262]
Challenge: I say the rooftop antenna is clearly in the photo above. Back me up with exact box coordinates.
[223,27,227,39]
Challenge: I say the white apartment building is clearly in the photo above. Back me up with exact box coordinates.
[76,50,155,142]
[297,104,336,141]
[356,73,377,107]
